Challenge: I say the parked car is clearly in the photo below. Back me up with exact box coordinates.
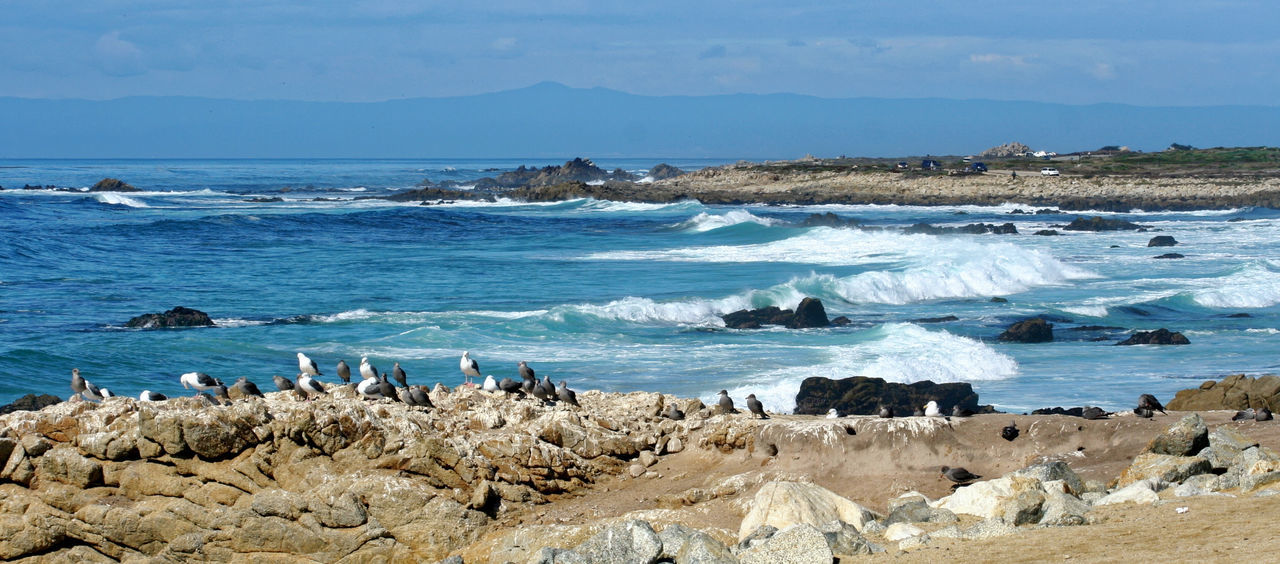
[896,161,909,170]
[921,159,943,170]
[967,162,988,173]
[1040,167,1060,176]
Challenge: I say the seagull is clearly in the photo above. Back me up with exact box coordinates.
[70,368,88,398]
[377,373,400,402]
[212,384,231,405]
[1258,407,1274,422]
[1233,408,1257,421]
[924,401,942,417]
[538,375,556,400]
[1001,421,1020,441]
[942,466,982,485]
[297,352,322,377]
[336,360,352,384]
[356,375,385,400]
[233,376,264,398]
[746,394,768,419]
[518,361,536,383]
[410,386,434,408]
[359,356,378,382]
[717,390,737,415]
[138,390,167,402]
[557,381,580,407]
[1137,394,1166,415]
[392,362,408,388]
[531,377,553,402]
[397,385,416,405]
[1082,406,1109,420]
[952,405,975,418]
[664,403,686,420]
[180,372,220,395]
[98,387,114,399]
[878,405,894,419]
[498,377,524,397]
[273,374,295,392]
[460,351,481,386]
[826,408,840,419]
[296,373,326,399]
[482,374,499,392]
[1134,407,1154,418]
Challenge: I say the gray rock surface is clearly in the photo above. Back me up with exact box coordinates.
[737,524,832,564]
[572,520,662,564]
[1144,413,1209,456]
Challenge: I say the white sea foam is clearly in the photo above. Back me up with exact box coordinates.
[565,296,741,326]
[210,318,269,328]
[675,210,781,232]
[715,324,1018,413]
[93,193,148,208]
[1192,262,1280,308]
[1059,305,1110,318]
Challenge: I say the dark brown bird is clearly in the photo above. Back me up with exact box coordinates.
[1233,408,1257,421]
[273,374,295,392]
[410,386,434,408]
[233,376,264,398]
[746,394,768,419]
[952,405,975,418]
[878,405,894,418]
[1257,407,1274,422]
[941,466,982,484]
[717,390,737,415]
[336,360,352,384]
[392,362,408,388]
[1137,394,1166,414]
[1134,407,1154,418]
[557,381,580,407]
[1001,420,1019,441]
[498,377,524,397]
[1081,406,1108,420]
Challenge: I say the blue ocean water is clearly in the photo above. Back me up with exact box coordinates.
[2,159,1278,412]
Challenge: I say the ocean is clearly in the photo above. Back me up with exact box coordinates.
[2,158,1278,412]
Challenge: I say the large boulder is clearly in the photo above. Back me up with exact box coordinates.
[125,306,215,329]
[1095,479,1161,506]
[1062,216,1146,231]
[789,298,830,329]
[90,177,140,192]
[793,376,991,416]
[1148,236,1178,247]
[737,524,832,564]
[932,475,1047,525]
[737,481,877,540]
[722,298,830,329]
[646,163,685,181]
[1115,453,1212,487]
[1144,413,1209,456]
[0,394,61,415]
[997,318,1053,343]
[571,520,662,564]
[1167,374,1280,411]
[1116,328,1189,346]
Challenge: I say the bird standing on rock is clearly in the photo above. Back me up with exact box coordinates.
[392,362,408,388]
[297,352,322,377]
[297,373,326,399]
[518,362,537,395]
[878,405,893,419]
[273,374,295,393]
[336,360,352,384]
[826,408,840,419]
[139,390,167,402]
[717,390,737,415]
[482,374,499,392]
[538,375,556,399]
[1137,394,1166,415]
[377,373,399,402]
[1081,406,1109,420]
[359,356,378,382]
[356,376,384,400]
[746,394,768,419]
[952,405,975,418]
[460,351,481,386]
[498,377,524,397]
[557,381,580,407]
[664,403,685,420]
[71,368,88,398]
[234,376,264,398]
[1001,421,1019,441]
[410,386,434,408]
[180,372,220,395]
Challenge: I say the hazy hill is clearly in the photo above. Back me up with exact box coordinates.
[2,82,1278,158]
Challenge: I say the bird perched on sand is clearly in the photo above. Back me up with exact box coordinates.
[233,376,264,398]
[1137,394,1166,415]
[557,381,580,407]
[138,390,167,402]
[273,374,295,392]
[392,363,408,388]
[664,403,686,421]
[826,408,840,419]
[1081,406,1109,420]
[482,375,499,392]
[952,405,975,418]
[1233,408,1257,421]
[359,356,378,382]
[924,401,942,417]
[460,351,481,386]
[1258,407,1274,422]
[717,390,737,415]
[1001,421,1020,441]
[296,373,326,399]
[1134,407,1154,418]
[941,466,982,485]
[746,394,768,419]
[180,372,220,395]
[297,352,322,377]
[878,405,894,419]
[336,360,352,384]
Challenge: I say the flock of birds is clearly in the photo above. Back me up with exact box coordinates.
[68,351,586,409]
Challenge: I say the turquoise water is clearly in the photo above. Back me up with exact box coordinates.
[2,159,1278,412]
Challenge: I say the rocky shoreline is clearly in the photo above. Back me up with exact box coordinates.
[4,378,1280,562]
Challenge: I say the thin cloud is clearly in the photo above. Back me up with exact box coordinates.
[968,53,1032,67]
[95,31,146,77]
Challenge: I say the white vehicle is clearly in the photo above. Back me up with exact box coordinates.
[1040,167,1060,176]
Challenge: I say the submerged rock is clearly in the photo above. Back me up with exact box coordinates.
[721,297,830,329]
[1148,235,1179,247]
[90,177,140,192]
[1116,328,1190,346]
[997,318,1053,343]
[1061,216,1146,231]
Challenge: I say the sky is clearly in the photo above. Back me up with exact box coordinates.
[3,1,1279,106]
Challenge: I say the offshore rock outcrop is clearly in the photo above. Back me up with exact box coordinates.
[124,306,216,329]
[0,387,704,561]
[792,376,992,416]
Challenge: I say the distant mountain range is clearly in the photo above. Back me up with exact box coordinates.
[2,82,1278,159]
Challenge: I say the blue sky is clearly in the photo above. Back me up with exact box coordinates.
[3,1,1278,106]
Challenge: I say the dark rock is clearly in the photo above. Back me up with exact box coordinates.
[0,393,62,415]
[830,316,852,326]
[799,212,861,228]
[1031,406,1085,417]
[722,298,829,329]
[1062,216,1146,231]
[794,376,994,416]
[997,318,1053,343]
[912,315,959,323]
[1116,328,1190,346]
[89,178,140,192]
[903,222,1017,235]
[125,306,216,329]
[1033,229,1059,236]
[1153,253,1185,259]
[646,163,685,181]
[1148,236,1178,247]
[789,297,830,329]
[247,197,284,203]
[989,297,1008,303]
